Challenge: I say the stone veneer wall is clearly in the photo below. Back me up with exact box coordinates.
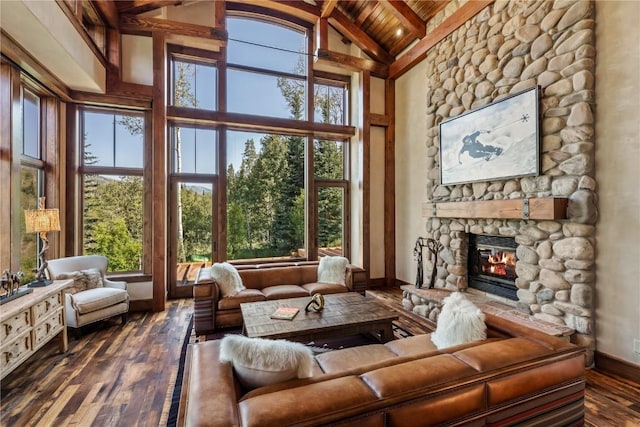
[422,0,597,365]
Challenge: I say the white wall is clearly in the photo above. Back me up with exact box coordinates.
[594,1,640,365]
[395,60,428,285]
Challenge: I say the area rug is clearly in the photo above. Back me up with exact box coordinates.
[166,316,193,427]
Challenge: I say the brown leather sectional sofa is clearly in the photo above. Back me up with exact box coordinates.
[179,313,585,426]
[193,261,365,335]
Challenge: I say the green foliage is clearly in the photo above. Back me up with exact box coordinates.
[92,218,142,271]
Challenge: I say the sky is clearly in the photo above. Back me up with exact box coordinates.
[84,15,308,173]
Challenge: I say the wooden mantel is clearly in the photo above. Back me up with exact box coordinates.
[422,198,568,220]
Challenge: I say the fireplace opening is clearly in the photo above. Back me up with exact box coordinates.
[468,234,518,301]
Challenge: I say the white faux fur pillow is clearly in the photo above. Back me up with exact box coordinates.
[56,268,104,294]
[430,292,486,349]
[317,256,349,285]
[210,262,245,297]
[219,334,315,389]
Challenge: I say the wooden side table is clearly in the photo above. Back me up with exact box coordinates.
[0,279,72,380]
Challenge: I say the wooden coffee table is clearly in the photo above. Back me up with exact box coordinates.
[240,292,399,343]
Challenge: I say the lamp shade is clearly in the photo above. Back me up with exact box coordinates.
[24,208,60,233]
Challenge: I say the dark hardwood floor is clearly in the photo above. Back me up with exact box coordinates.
[1,289,639,426]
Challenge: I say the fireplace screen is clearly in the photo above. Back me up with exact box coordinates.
[468,234,518,300]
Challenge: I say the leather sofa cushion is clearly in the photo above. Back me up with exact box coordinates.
[453,337,552,372]
[70,287,128,314]
[218,289,266,310]
[384,334,437,356]
[239,265,318,289]
[316,344,398,374]
[261,285,309,300]
[302,282,348,295]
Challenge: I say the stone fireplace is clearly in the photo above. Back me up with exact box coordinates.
[410,0,598,365]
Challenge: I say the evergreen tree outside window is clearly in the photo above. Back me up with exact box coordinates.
[80,109,144,272]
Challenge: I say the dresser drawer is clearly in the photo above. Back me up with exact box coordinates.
[1,310,31,343]
[32,292,63,324]
[0,330,32,375]
[33,310,65,351]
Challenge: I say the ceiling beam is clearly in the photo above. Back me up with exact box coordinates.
[320,0,338,19]
[381,0,425,40]
[315,48,388,78]
[328,9,394,64]
[92,0,120,28]
[119,14,227,41]
[228,0,321,22]
[389,0,493,79]
[116,0,183,15]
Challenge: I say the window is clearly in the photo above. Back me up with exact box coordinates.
[19,88,44,282]
[80,109,145,272]
[227,16,307,120]
[314,139,349,258]
[170,58,217,111]
[226,130,304,260]
[314,76,348,125]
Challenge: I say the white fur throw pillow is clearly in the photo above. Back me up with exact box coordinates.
[430,292,486,349]
[219,334,314,389]
[210,262,245,297]
[56,268,104,294]
[317,256,349,285]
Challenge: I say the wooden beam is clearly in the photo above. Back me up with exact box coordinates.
[384,78,395,287]
[116,0,182,15]
[361,70,371,286]
[92,0,120,28]
[422,198,569,221]
[320,0,338,18]
[315,18,329,51]
[119,14,228,41]
[381,0,426,40]
[70,89,151,109]
[390,0,493,79]
[328,9,394,64]
[166,107,356,140]
[370,113,389,127]
[151,31,167,312]
[315,49,388,79]
[228,0,320,23]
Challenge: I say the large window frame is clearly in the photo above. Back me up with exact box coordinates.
[165,9,354,269]
[78,107,148,274]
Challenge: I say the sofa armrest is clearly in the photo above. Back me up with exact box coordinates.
[182,340,241,427]
[345,264,366,293]
[193,267,221,335]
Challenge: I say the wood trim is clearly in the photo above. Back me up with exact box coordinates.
[595,351,640,384]
[384,78,395,287]
[320,0,338,19]
[64,103,78,256]
[166,107,356,140]
[116,0,182,15]
[361,70,371,286]
[70,89,151,109]
[44,97,61,259]
[369,277,385,288]
[370,113,389,127]
[315,18,329,52]
[129,299,154,312]
[228,0,321,24]
[389,0,493,79]
[143,110,153,275]
[92,0,120,29]
[423,198,569,220]
[151,32,167,312]
[0,63,15,270]
[314,49,388,79]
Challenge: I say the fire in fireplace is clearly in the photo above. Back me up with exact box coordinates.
[467,234,518,301]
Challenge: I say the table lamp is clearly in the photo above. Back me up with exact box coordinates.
[24,197,60,287]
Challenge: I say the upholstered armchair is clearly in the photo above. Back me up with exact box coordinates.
[46,255,129,330]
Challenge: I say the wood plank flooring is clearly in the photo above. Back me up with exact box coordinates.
[1,289,639,426]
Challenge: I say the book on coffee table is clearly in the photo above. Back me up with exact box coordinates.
[270,307,299,320]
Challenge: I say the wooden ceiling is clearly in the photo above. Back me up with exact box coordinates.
[101,0,448,65]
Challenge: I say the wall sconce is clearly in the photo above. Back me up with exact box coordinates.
[24,197,60,287]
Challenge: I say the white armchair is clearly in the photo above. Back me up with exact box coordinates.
[46,255,129,330]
